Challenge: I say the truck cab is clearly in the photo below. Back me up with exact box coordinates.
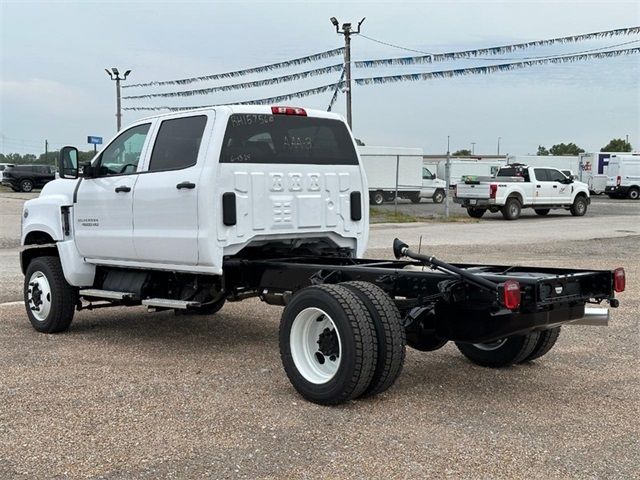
[605,154,640,199]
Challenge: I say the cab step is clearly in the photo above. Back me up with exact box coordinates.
[141,298,201,310]
[79,289,138,301]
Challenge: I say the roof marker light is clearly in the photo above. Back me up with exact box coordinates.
[271,106,307,116]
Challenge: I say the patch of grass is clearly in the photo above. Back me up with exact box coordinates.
[369,209,479,224]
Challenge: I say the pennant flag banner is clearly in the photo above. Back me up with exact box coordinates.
[124,47,345,89]
[354,26,640,68]
[354,47,640,85]
[123,82,345,111]
[123,64,344,99]
[327,68,346,111]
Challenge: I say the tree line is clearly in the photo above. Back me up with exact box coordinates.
[0,150,97,166]
[450,138,632,157]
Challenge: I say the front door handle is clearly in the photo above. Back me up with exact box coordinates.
[115,185,131,193]
[176,181,196,190]
[536,185,541,188]
[553,185,558,188]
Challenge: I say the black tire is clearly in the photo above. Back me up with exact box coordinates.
[534,209,550,216]
[371,191,384,205]
[190,298,225,315]
[405,311,448,352]
[628,187,639,200]
[24,256,76,333]
[466,207,486,219]
[432,189,445,204]
[570,195,588,216]
[20,179,34,192]
[502,197,521,220]
[455,332,541,368]
[342,281,406,397]
[279,284,377,405]
[409,193,421,204]
[520,327,561,363]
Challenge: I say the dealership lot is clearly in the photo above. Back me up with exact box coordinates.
[0,192,638,478]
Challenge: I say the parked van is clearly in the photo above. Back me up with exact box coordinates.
[605,155,640,199]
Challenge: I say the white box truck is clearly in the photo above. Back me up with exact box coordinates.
[436,159,504,187]
[359,146,445,204]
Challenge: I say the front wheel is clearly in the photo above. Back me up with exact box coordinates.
[466,207,486,218]
[432,189,445,204]
[455,332,541,367]
[24,256,77,333]
[570,196,588,216]
[279,284,377,405]
[371,191,384,205]
[628,187,639,200]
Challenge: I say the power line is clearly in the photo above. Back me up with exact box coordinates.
[124,47,345,89]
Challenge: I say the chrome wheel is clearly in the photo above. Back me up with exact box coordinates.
[27,271,52,322]
[290,307,342,384]
[472,338,507,351]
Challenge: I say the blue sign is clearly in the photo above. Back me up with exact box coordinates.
[87,136,103,145]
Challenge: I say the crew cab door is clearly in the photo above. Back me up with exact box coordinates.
[74,123,152,261]
[547,168,573,203]
[532,168,554,204]
[132,114,210,265]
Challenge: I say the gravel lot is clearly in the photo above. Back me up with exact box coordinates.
[0,190,638,478]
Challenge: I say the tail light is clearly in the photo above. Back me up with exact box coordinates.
[613,267,625,292]
[616,176,621,186]
[489,184,498,199]
[503,280,521,310]
[271,106,307,116]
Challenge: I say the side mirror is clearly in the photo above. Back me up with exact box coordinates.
[431,173,436,180]
[59,146,79,179]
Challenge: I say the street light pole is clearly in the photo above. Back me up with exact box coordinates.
[471,142,476,155]
[497,136,502,155]
[105,68,131,132]
[444,135,451,218]
[330,17,365,130]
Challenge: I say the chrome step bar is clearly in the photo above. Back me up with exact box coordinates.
[79,289,137,300]
[141,298,200,310]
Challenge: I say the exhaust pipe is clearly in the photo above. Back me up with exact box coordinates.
[570,307,609,326]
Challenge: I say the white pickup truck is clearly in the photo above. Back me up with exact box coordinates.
[19,107,623,405]
[454,164,591,220]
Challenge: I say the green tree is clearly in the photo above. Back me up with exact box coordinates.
[453,149,472,156]
[601,138,632,152]
[537,145,549,156]
[549,143,585,156]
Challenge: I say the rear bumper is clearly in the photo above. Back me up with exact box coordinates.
[454,198,494,207]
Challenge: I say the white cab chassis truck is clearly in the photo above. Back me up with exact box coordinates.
[454,164,591,220]
[20,106,624,405]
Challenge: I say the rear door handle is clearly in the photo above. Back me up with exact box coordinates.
[176,181,196,189]
[115,185,131,193]
[536,185,541,188]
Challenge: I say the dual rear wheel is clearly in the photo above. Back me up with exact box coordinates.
[279,282,406,405]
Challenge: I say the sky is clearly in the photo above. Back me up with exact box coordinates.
[1,0,639,157]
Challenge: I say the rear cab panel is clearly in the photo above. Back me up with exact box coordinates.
[198,106,369,274]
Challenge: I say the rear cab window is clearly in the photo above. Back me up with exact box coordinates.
[498,166,530,182]
[220,114,358,165]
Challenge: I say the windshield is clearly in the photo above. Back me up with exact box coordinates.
[220,114,358,165]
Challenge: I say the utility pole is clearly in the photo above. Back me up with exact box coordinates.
[44,140,48,164]
[330,17,365,130]
[444,135,451,218]
[471,142,476,155]
[105,68,131,132]
[497,136,502,155]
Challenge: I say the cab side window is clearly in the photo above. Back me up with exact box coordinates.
[534,168,549,181]
[547,169,567,182]
[148,115,207,172]
[96,124,151,176]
